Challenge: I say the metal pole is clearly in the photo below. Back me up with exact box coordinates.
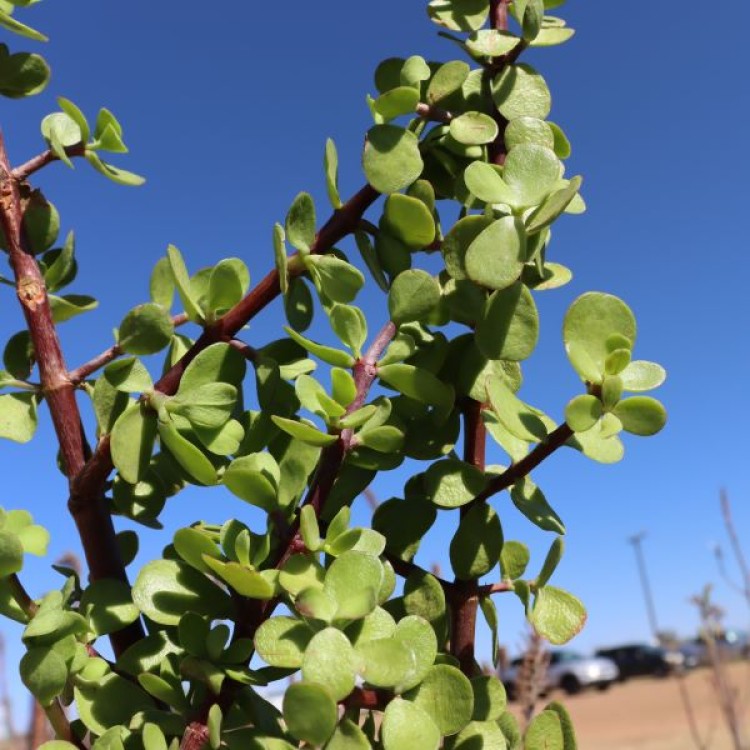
[628,532,660,642]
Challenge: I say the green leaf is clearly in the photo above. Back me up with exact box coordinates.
[427,60,470,104]
[180,342,246,391]
[0,529,24,577]
[158,421,217,485]
[378,364,454,412]
[526,176,583,234]
[173,527,220,573]
[207,257,250,313]
[492,63,551,120]
[284,275,314,332]
[485,376,548,443]
[427,0,490,32]
[393,615,438,691]
[104,358,152,393]
[110,403,157,483]
[465,216,526,291]
[58,97,90,143]
[620,360,666,392]
[329,304,367,355]
[148,257,174,309]
[424,458,487,509]
[463,161,515,206]
[388,270,441,325]
[326,719,371,750]
[74,671,154,735]
[382,698,441,750]
[476,282,539,361]
[202,557,275,599]
[301,628,357,700]
[382,193,436,249]
[283,682,338,746]
[48,294,98,324]
[374,86,420,122]
[465,29,519,58]
[524,709,564,750]
[564,394,602,433]
[286,192,316,253]
[510,478,565,533]
[270,416,337,447]
[41,113,81,167]
[324,138,342,209]
[132,559,232,626]
[442,214,493,280]
[363,124,423,194]
[450,504,503,580]
[564,293,636,382]
[403,664,474,736]
[532,25,576,46]
[166,245,203,323]
[223,453,279,512]
[118,303,174,355]
[80,579,139,636]
[613,396,667,436]
[505,116,554,150]
[403,570,446,633]
[84,151,145,187]
[529,586,586,645]
[20,647,67,706]
[324,551,384,621]
[306,255,365,304]
[501,144,562,209]
[471,675,507,721]
[255,616,316,668]
[0,392,37,444]
[0,45,49,97]
[450,112,499,146]
[545,701,579,750]
[536,536,564,588]
[499,540,529,580]
[43,232,77,292]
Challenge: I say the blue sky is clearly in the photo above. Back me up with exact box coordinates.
[2,0,750,715]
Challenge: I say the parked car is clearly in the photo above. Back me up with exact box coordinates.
[501,650,619,698]
[679,629,750,667]
[594,643,682,680]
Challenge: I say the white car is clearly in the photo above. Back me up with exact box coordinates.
[502,649,620,698]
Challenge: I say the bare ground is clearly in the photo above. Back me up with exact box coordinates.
[512,661,750,750]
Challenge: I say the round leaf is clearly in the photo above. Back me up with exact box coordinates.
[363,125,423,194]
[118,303,174,355]
[465,216,526,290]
[132,559,232,626]
[301,627,357,700]
[476,282,539,361]
[403,664,474,736]
[282,682,337,746]
[529,586,587,645]
[492,63,551,120]
[388,270,441,324]
[449,504,503,580]
[255,616,316,668]
[382,193,435,249]
[449,112,499,145]
[382,698,441,750]
[564,394,602,433]
[424,458,487,509]
[613,396,667,436]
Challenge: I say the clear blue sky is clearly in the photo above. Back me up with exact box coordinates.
[2,0,750,714]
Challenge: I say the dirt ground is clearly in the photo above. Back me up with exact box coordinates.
[513,661,750,750]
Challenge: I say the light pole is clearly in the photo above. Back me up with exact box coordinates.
[628,531,660,643]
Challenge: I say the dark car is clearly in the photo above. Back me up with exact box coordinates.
[594,643,681,680]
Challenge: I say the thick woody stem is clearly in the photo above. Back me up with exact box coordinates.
[0,133,143,657]
[450,400,487,675]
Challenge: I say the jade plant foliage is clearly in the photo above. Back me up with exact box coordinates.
[0,0,666,748]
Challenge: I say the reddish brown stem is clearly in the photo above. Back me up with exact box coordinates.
[0,133,143,657]
[68,313,188,385]
[475,423,574,503]
[12,143,86,182]
[450,399,488,675]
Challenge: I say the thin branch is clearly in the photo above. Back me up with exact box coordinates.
[0,133,143,658]
[11,143,86,183]
[720,489,750,603]
[68,312,189,384]
[474,423,574,503]
[6,574,38,619]
[227,338,259,364]
[478,580,514,596]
